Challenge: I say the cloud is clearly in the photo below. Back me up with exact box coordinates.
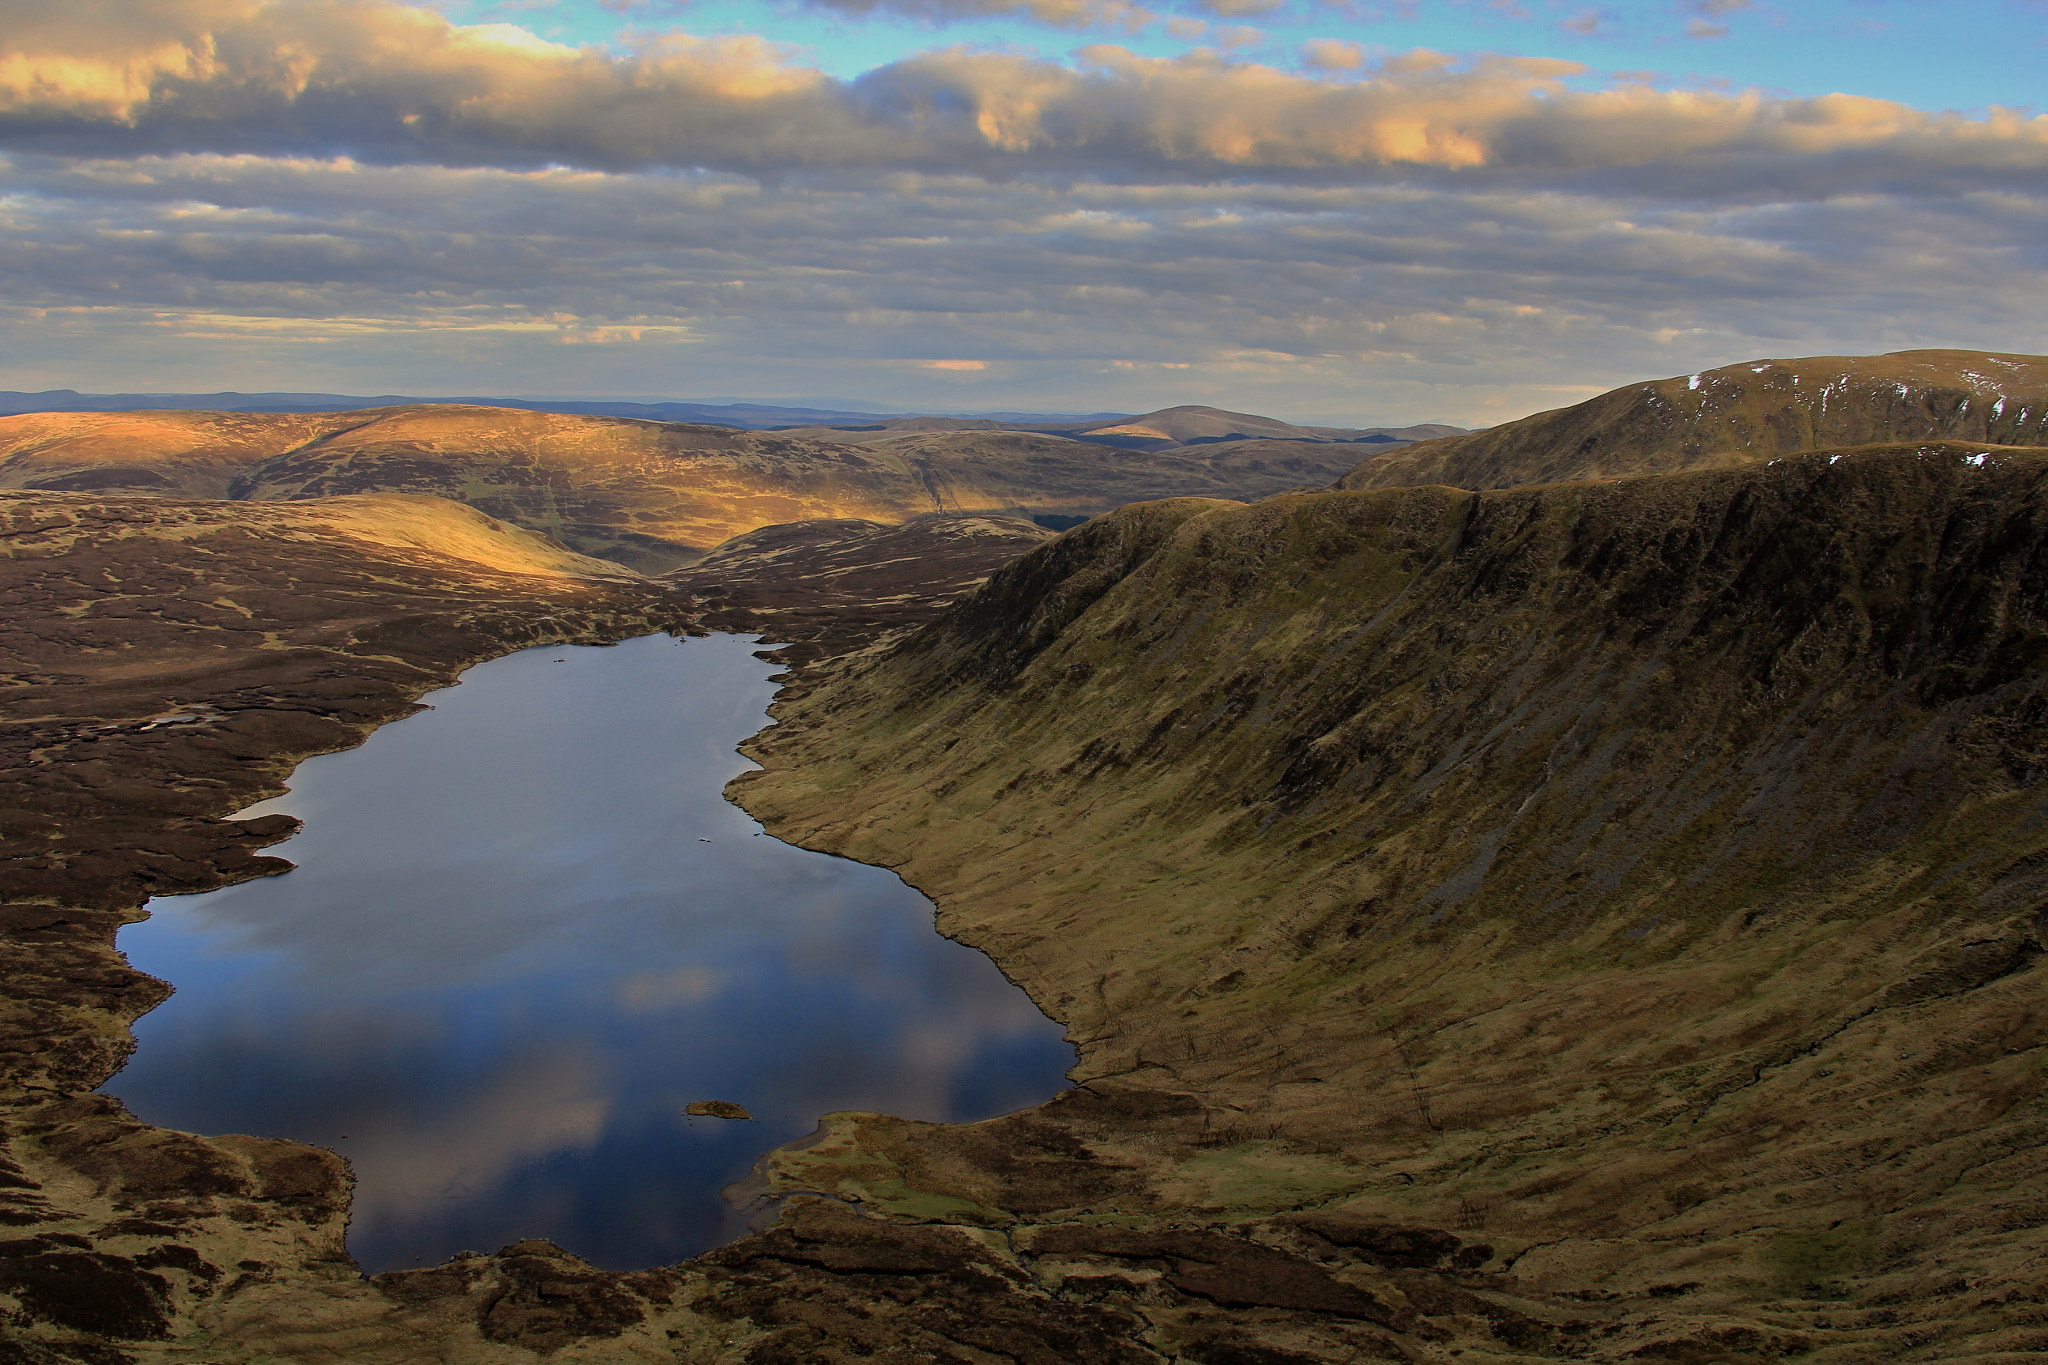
[799,0,1158,32]
[1683,0,1750,38]
[5,0,2048,190]
[4,148,2045,423]
[1189,0,1284,16]
[2,1,2046,427]
[1300,39,1366,71]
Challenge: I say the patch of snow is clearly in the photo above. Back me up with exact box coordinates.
[1751,364,1770,373]
[1829,453,1844,465]
[1966,452,1990,466]
[1687,373,1703,391]
[1993,397,2007,418]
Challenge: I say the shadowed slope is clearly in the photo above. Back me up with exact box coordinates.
[1339,349,2048,492]
[736,441,2048,1357]
[673,514,1054,659]
[843,429,1373,511]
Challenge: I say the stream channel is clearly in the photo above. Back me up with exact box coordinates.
[103,632,1075,1274]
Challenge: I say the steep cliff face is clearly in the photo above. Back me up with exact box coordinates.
[738,441,2048,1347]
[1339,349,2048,492]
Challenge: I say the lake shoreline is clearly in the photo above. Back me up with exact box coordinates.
[105,633,1073,1275]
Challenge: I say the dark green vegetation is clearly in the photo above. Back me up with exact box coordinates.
[2,351,2045,1361]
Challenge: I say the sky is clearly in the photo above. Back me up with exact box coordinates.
[2,0,2046,425]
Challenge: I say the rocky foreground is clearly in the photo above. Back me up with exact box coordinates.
[1,354,2045,1362]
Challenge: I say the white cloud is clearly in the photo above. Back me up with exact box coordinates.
[5,0,2048,186]
[1300,38,1366,71]
[1,1,2045,424]
[3,149,2044,423]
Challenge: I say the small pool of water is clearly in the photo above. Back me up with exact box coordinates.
[104,633,1074,1273]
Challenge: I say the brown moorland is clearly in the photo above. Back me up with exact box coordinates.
[736,436,2048,1363]
[4,354,2048,1362]
[0,404,1401,573]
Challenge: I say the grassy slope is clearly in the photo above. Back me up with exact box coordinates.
[1340,350,2048,492]
[738,442,2048,1350]
[0,406,1390,573]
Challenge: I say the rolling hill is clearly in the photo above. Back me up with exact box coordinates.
[0,405,1418,572]
[774,404,1462,452]
[12,351,2048,1360]
[1338,349,2048,491]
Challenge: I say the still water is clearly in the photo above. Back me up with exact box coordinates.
[105,633,1073,1273]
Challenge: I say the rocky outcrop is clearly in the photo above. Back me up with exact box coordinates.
[737,440,2048,1359]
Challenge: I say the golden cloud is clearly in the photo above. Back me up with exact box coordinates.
[3,0,2048,183]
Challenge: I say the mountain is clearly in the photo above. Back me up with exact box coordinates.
[1338,348,2048,491]
[776,405,1462,451]
[1048,403,1448,449]
[738,441,2048,1357]
[0,405,1392,571]
[18,351,2048,1359]
[0,389,1132,429]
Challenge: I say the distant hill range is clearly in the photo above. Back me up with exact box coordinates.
[0,390,1453,449]
[0,390,1121,430]
[0,402,1450,571]
[771,404,1461,452]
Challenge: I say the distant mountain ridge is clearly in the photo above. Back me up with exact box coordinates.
[1338,348,2048,492]
[0,390,1140,430]
[771,404,1461,451]
[0,391,1457,448]
[0,403,1390,571]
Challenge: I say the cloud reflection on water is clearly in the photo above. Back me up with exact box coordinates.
[106,634,1074,1272]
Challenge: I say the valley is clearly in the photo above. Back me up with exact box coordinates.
[0,404,1414,573]
[0,353,2044,1362]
